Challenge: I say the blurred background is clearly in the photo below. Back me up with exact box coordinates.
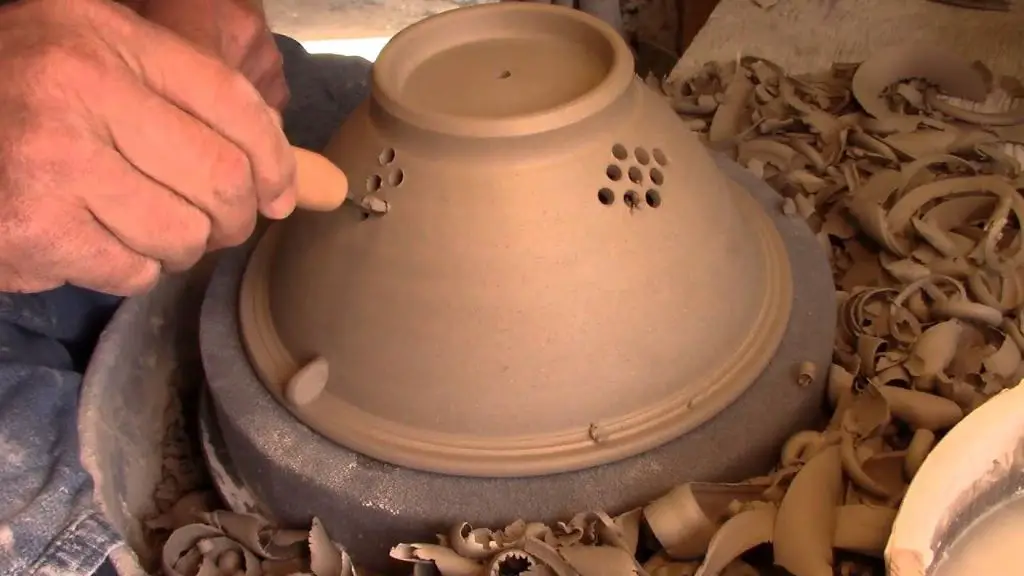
[265,0,719,65]
[266,0,496,60]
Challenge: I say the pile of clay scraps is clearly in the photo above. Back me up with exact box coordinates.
[384,45,1024,576]
[156,491,355,576]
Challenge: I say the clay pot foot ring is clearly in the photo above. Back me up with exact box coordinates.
[199,155,835,573]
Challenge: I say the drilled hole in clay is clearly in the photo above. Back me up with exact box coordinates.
[388,169,405,187]
[497,70,512,79]
[652,148,668,166]
[366,174,382,192]
[634,147,651,165]
[645,189,662,208]
[606,165,623,181]
[597,188,615,205]
[611,144,628,160]
[650,167,665,186]
[624,190,640,208]
[628,166,643,184]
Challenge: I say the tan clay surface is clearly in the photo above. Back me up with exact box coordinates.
[238,3,793,477]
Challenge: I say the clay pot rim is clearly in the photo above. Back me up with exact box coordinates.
[370,3,635,138]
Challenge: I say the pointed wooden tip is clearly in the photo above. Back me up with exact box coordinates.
[291,145,349,212]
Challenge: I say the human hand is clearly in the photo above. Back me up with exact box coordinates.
[0,0,297,296]
[141,0,289,109]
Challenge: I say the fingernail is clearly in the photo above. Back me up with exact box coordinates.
[263,190,296,219]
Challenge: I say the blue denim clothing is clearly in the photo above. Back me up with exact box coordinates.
[0,34,371,576]
[0,288,124,576]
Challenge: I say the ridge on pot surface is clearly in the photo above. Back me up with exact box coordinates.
[238,3,795,477]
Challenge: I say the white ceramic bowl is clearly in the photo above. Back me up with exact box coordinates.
[886,381,1024,575]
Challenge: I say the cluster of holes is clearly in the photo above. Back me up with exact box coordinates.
[366,147,404,192]
[598,144,669,209]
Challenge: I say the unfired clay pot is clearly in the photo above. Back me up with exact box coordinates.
[239,3,794,477]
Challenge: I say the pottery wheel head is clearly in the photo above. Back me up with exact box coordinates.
[237,3,796,478]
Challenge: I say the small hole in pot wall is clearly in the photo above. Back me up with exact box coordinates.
[650,168,665,186]
[652,148,668,166]
[379,148,396,166]
[646,189,662,208]
[606,165,623,181]
[628,166,643,184]
[366,174,382,192]
[611,144,628,161]
[388,169,404,187]
[634,147,650,165]
[624,190,641,208]
[497,70,512,79]
[597,188,615,205]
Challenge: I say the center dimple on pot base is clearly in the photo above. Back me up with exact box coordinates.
[401,36,613,118]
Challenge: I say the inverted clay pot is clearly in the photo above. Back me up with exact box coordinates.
[886,382,1024,576]
[238,3,794,477]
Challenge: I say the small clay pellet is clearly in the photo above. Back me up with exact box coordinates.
[360,194,391,215]
[797,361,817,387]
[285,357,329,407]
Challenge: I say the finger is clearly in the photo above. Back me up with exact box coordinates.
[82,148,213,272]
[103,10,298,217]
[97,75,259,249]
[251,61,290,111]
[60,215,162,296]
[241,36,290,110]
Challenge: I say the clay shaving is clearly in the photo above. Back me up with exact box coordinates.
[155,490,355,576]
[386,45,1024,576]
